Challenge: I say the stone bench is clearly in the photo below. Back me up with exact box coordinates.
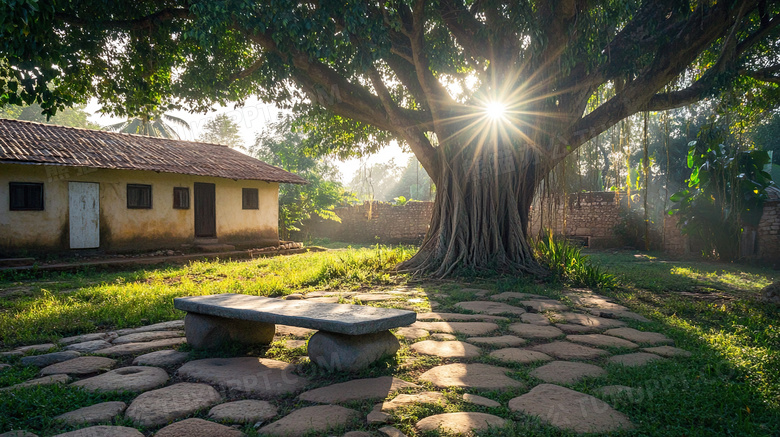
[173,293,417,371]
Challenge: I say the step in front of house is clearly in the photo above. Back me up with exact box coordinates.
[194,243,237,253]
[0,258,36,267]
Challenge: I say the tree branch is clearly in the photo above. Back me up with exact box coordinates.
[366,62,439,178]
[567,1,767,155]
[56,8,193,31]
[741,65,780,83]
[437,0,488,61]
[409,0,459,137]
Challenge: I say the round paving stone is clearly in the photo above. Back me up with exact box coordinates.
[395,327,429,341]
[113,320,184,336]
[59,333,110,345]
[454,301,526,315]
[520,313,551,325]
[20,351,81,367]
[64,340,112,353]
[466,335,526,347]
[530,361,606,384]
[561,313,627,329]
[489,348,553,364]
[299,376,418,403]
[343,432,372,437]
[416,312,508,322]
[509,384,634,433]
[208,400,277,423]
[132,349,189,367]
[380,392,447,411]
[416,412,508,434]
[275,325,315,337]
[283,339,306,349]
[419,363,524,390]
[566,334,639,349]
[430,333,457,340]
[604,328,673,345]
[490,292,546,301]
[411,340,481,358]
[16,343,56,354]
[125,382,221,427]
[555,323,603,334]
[40,356,116,376]
[352,293,397,302]
[112,330,183,345]
[463,393,501,408]
[51,426,143,437]
[94,337,187,356]
[154,418,244,437]
[508,323,564,339]
[0,431,39,437]
[54,401,127,426]
[520,300,570,312]
[378,426,406,437]
[642,346,692,357]
[594,385,634,398]
[590,309,651,322]
[2,375,70,391]
[411,321,500,335]
[177,357,308,398]
[71,366,168,393]
[609,352,665,367]
[530,341,609,360]
[258,405,360,437]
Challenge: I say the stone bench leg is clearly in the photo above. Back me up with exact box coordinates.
[184,313,275,349]
[307,330,400,372]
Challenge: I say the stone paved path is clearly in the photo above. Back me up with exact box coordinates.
[0,285,692,436]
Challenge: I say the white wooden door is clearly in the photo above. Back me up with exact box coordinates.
[69,182,100,249]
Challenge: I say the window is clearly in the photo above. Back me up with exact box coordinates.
[127,184,152,209]
[173,187,190,209]
[9,182,44,211]
[242,188,259,209]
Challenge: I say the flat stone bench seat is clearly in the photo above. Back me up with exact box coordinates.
[174,293,416,335]
[174,293,417,371]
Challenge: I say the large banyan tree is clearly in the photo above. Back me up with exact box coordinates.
[2,0,779,276]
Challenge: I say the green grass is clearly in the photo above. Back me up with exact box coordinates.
[0,246,414,347]
[1,246,779,436]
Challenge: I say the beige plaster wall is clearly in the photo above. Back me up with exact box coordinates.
[0,163,279,254]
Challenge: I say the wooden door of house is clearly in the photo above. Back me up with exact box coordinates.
[69,182,100,249]
[194,182,216,238]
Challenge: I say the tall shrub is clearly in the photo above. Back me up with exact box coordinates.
[668,126,774,260]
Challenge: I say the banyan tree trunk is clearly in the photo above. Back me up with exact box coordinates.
[398,141,547,278]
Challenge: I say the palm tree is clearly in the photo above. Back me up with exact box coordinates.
[103,113,191,139]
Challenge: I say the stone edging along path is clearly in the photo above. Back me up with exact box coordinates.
[0,285,691,436]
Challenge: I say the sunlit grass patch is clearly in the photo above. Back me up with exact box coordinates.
[0,246,414,347]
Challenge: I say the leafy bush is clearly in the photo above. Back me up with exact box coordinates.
[534,231,616,288]
[669,126,774,260]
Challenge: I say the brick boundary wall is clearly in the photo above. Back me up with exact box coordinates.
[294,201,434,244]
[528,192,624,248]
[299,192,626,247]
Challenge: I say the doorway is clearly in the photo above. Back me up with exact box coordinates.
[69,182,100,249]
[194,182,216,238]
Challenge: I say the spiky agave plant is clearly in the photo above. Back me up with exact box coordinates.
[103,113,191,139]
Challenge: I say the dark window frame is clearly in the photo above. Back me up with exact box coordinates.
[127,184,152,209]
[9,182,44,211]
[173,187,190,209]
[242,187,259,210]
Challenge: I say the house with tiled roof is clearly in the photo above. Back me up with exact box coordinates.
[0,118,306,254]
